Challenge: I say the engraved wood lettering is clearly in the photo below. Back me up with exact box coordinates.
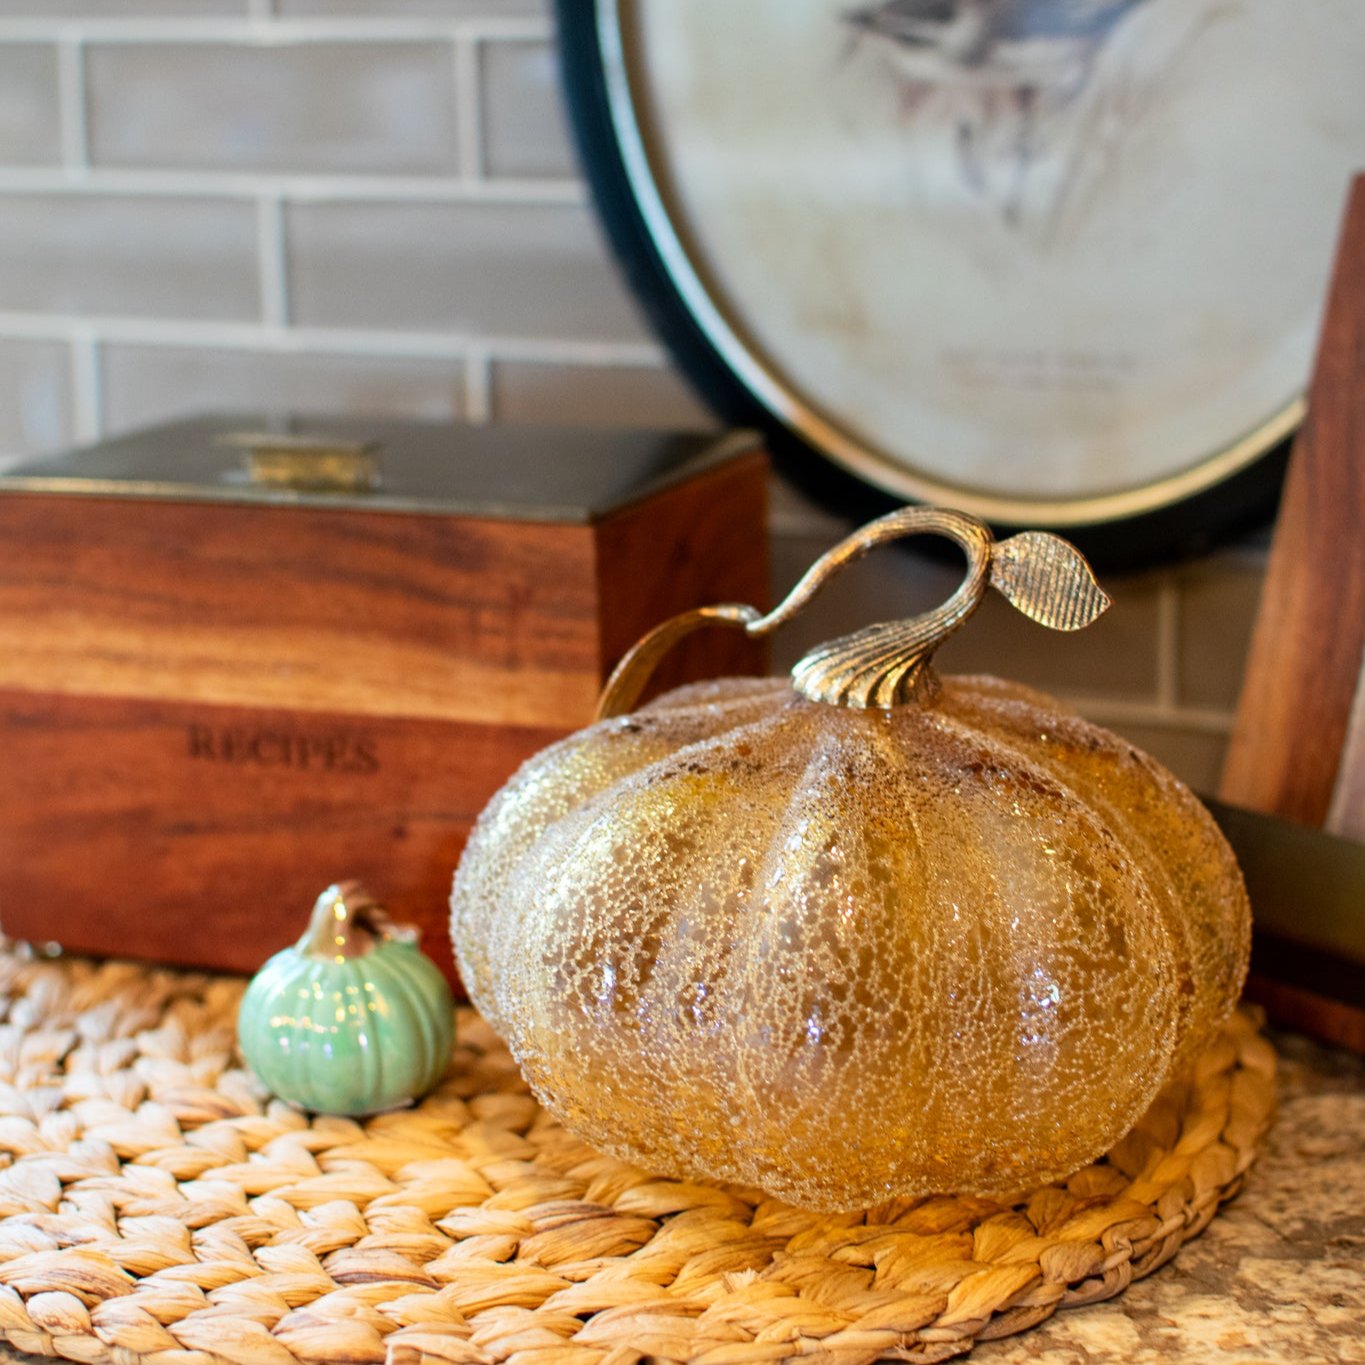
[186,724,379,774]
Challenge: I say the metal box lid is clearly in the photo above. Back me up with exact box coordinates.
[0,414,761,524]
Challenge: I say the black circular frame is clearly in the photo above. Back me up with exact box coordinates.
[554,2,1290,570]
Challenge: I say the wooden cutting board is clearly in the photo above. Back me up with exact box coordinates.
[1221,174,1365,1050]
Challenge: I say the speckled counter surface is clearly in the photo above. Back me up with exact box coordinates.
[974,1030,1365,1365]
[0,1029,1357,1365]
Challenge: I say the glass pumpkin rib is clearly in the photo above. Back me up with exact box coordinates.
[489,719,800,1152]
[942,676,1250,1072]
[928,688,1201,1058]
[452,690,783,1017]
[455,696,807,1034]
[241,953,372,1114]
[731,706,1178,1204]
[337,954,386,1116]
[361,945,453,1102]
[237,953,303,1100]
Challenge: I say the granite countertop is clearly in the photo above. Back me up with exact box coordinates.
[0,1028,1358,1365]
[975,1029,1365,1365]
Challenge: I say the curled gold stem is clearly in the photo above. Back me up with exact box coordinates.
[297,882,414,959]
[594,604,762,721]
[595,507,1110,718]
[780,508,993,707]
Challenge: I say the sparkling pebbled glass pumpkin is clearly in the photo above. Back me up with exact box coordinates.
[239,882,453,1116]
[451,510,1250,1210]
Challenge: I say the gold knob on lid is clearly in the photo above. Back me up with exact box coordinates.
[218,430,381,493]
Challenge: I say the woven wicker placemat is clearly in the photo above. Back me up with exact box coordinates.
[0,945,1274,1365]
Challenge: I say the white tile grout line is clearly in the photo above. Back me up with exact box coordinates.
[0,166,587,206]
[463,347,492,424]
[0,312,667,368]
[256,195,289,330]
[55,36,89,174]
[0,18,555,43]
[1155,579,1180,709]
[454,36,485,184]
[68,329,102,442]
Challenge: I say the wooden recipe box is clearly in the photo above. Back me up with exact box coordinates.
[0,415,768,979]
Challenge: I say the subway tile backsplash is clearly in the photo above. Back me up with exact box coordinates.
[286,200,650,340]
[482,39,578,179]
[0,2,1269,790]
[0,337,72,455]
[0,45,60,166]
[1176,560,1267,713]
[0,2,242,14]
[100,343,466,430]
[86,43,462,176]
[0,194,260,320]
[489,358,715,430]
[274,1,547,15]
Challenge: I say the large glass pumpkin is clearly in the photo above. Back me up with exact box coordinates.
[451,510,1250,1210]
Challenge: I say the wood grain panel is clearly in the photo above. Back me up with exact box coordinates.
[596,448,771,696]
[1220,176,1365,1054]
[0,495,602,727]
[1220,177,1365,826]
[0,691,562,982]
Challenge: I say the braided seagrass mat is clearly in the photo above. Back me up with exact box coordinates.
[0,945,1275,1365]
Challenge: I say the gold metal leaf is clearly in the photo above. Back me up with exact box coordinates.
[989,532,1111,631]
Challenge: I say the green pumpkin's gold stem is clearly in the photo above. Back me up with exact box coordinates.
[298,881,417,960]
[595,506,1112,718]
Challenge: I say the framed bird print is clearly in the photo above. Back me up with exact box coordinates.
[558,0,1365,563]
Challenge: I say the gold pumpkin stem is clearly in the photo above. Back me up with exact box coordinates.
[775,508,994,707]
[595,506,1112,718]
[297,881,414,960]
[594,604,762,722]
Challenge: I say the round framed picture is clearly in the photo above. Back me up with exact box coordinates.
[559,0,1365,563]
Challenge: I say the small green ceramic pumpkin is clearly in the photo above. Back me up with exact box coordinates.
[238,881,454,1115]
